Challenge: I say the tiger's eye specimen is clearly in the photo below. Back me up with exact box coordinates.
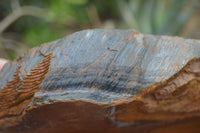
[1,29,200,133]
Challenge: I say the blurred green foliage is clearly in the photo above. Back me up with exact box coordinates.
[117,0,198,35]
[0,0,199,59]
[20,0,91,46]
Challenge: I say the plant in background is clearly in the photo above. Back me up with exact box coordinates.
[117,0,199,35]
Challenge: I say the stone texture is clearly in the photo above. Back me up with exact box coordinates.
[0,29,200,133]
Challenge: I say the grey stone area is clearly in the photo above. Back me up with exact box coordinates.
[1,29,200,104]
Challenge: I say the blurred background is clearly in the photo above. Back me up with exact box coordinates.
[0,0,200,60]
